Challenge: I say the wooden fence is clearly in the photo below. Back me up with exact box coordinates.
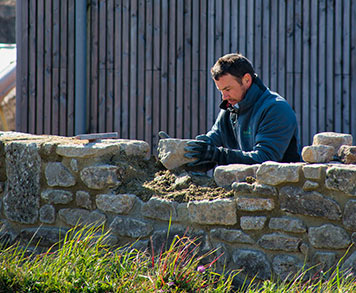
[16,0,356,153]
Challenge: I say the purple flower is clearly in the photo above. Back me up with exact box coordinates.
[167,282,175,287]
[197,265,206,273]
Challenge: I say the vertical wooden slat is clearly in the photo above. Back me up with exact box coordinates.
[286,0,294,109]
[67,0,75,136]
[230,0,238,51]
[52,0,60,135]
[294,0,302,143]
[255,0,263,79]
[222,0,230,55]
[270,0,278,91]
[326,0,334,131]
[175,0,183,138]
[278,0,286,96]
[59,0,68,136]
[214,0,222,118]
[246,0,254,61]
[168,0,176,137]
[351,0,356,141]
[191,0,199,137]
[238,0,247,54]
[137,0,145,140]
[36,0,44,134]
[44,0,52,134]
[114,0,122,136]
[29,0,37,133]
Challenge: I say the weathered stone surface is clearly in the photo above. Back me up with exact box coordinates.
[279,186,341,220]
[187,199,237,225]
[338,145,356,164]
[56,142,119,158]
[312,252,336,274]
[96,193,136,214]
[3,142,40,224]
[236,197,274,212]
[256,161,302,185]
[41,189,73,204]
[342,200,356,230]
[232,249,271,280]
[142,197,178,220]
[258,233,301,252]
[303,164,327,180]
[80,165,121,189]
[269,217,306,233]
[272,255,304,281]
[18,227,68,247]
[303,180,319,191]
[177,203,189,222]
[70,159,79,172]
[39,204,55,224]
[253,183,278,196]
[172,172,192,190]
[231,182,253,194]
[110,216,153,238]
[342,251,356,274]
[157,139,195,169]
[313,132,352,155]
[76,191,92,209]
[0,222,17,247]
[115,139,150,157]
[240,216,267,230]
[308,224,350,249]
[302,145,335,163]
[210,228,254,244]
[45,162,76,187]
[325,165,356,196]
[58,208,106,226]
[214,164,258,187]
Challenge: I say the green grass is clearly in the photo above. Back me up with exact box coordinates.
[0,225,355,292]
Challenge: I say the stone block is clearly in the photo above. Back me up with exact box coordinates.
[39,204,55,224]
[342,251,356,275]
[269,217,306,233]
[56,142,118,158]
[312,252,336,274]
[279,186,341,220]
[116,139,150,158]
[303,164,327,180]
[214,164,258,187]
[45,162,76,187]
[70,159,79,172]
[303,180,319,191]
[343,200,356,230]
[58,208,106,227]
[96,193,136,214]
[313,132,352,155]
[325,165,356,196]
[142,197,178,221]
[253,183,278,196]
[301,145,334,163]
[232,249,271,280]
[308,224,350,249]
[3,142,40,224]
[80,165,121,190]
[231,182,253,194]
[157,138,195,169]
[110,216,153,238]
[76,191,92,209]
[236,197,274,212]
[187,199,237,225]
[338,145,356,164]
[210,228,254,244]
[272,255,303,281]
[256,161,302,186]
[18,227,68,247]
[41,189,73,204]
[240,216,267,230]
[177,203,189,222]
[257,233,301,252]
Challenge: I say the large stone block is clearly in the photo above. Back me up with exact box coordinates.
[258,233,302,252]
[80,165,121,190]
[308,224,350,249]
[338,145,356,164]
[210,228,254,244]
[110,216,153,238]
[187,199,237,225]
[325,165,356,196]
[96,193,136,214]
[214,164,258,187]
[302,164,327,180]
[313,132,353,155]
[115,139,150,157]
[343,200,356,230]
[58,208,106,227]
[240,216,267,230]
[157,138,195,169]
[45,162,76,187]
[279,186,341,220]
[256,161,302,185]
[232,249,271,280]
[301,145,334,163]
[142,197,178,221]
[236,197,274,212]
[269,217,306,233]
[3,142,41,224]
[41,189,73,204]
[272,255,304,281]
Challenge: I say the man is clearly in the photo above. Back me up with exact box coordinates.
[184,53,301,168]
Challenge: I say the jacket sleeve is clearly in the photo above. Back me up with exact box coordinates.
[214,100,298,165]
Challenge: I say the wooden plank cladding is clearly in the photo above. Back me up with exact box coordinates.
[17,0,356,153]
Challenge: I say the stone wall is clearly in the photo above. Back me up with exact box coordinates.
[1,131,356,282]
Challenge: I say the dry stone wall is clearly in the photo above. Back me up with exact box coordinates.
[1,131,356,282]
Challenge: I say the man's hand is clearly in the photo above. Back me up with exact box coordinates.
[184,135,219,166]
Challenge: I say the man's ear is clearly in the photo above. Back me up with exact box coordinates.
[242,73,253,87]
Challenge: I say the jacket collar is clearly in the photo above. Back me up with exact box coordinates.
[237,77,267,113]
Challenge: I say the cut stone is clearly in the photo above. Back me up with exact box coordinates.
[240,216,267,230]
[45,162,76,187]
[142,197,178,221]
[39,204,55,224]
[109,216,153,238]
[256,161,302,185]
[338,145,356,164]
[269,217,306,233]
[236,197,274,212]
[258,233,302,252]
[303,180,319,191]
[313,132,353,155]
[80,165,121,190]
[343,200,356,230]
[325,165,356,196]
[301,145,334,163]
[303,164,327,180]
[214,164,258,187]
[58,208,106,227]
[96,193,136,214]
[41,189,73,204]
[76,191,92,209]
[308,224,350,249]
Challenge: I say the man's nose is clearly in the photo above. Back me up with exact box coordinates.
[222,92,228,100]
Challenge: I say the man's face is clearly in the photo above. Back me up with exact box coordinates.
[214,73,252,106]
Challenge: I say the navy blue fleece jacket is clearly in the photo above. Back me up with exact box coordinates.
[206,77,301,165]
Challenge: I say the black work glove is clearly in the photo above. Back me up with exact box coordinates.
[184,135,220,166]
